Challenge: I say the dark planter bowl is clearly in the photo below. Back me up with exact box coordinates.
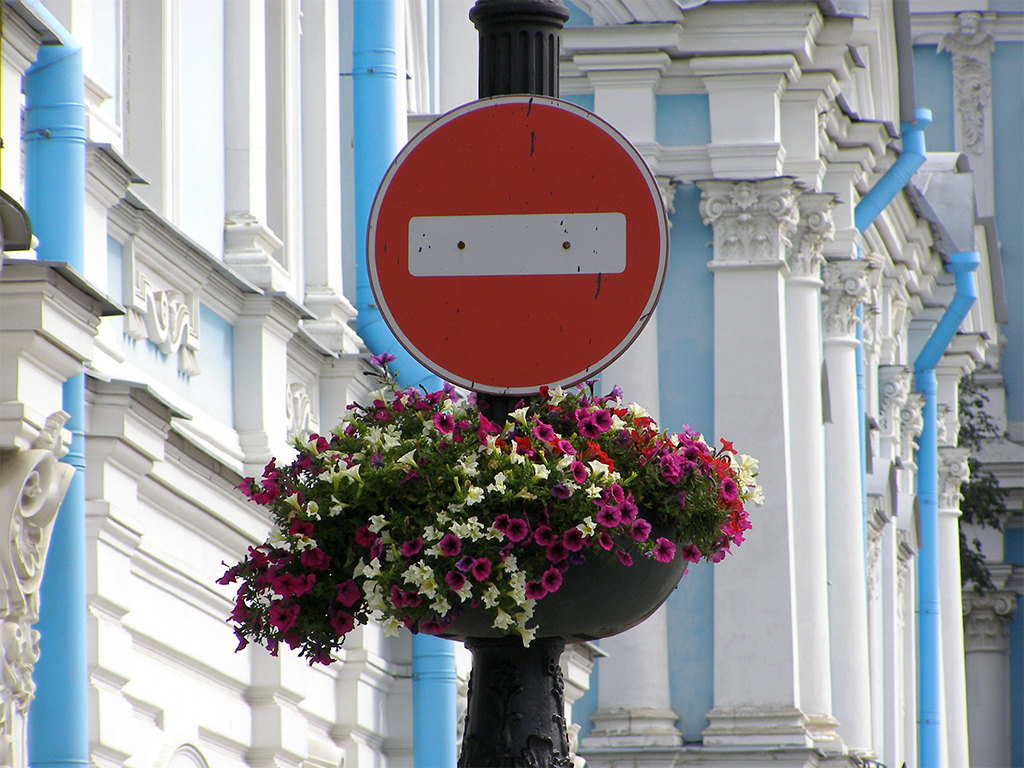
[440,531,687,643]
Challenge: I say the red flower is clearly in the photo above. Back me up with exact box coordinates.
[354,525,377,547]
[330,610,354,636]
[336,580,360,607]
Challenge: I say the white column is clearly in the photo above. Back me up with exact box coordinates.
[784,194,841,749]
[223,0,285,289]
[821,257,874,757]
[578,54,682,755]
[963,585,1017,768]
[937,446,971,768]
[698,178,811,746]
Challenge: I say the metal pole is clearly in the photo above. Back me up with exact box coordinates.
[458,4,572,767]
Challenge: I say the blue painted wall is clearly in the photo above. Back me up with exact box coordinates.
[1006,525,1023,767]
[564,1,593,27]
[913,46,955,152]
[992,42,1023,425]
[656,95,712,147]
[560,93,594,112]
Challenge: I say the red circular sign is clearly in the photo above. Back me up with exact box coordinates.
[368,95,668,395]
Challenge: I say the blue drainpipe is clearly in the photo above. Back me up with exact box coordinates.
[352,4,457,766]
[913,251,979,767]
[22,3,89,768]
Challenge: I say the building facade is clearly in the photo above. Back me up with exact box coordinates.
[0,1,1020,767]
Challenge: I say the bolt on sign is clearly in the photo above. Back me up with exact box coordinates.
[368,95,668,396]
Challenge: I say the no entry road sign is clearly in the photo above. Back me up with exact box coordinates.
[368,95,668,395]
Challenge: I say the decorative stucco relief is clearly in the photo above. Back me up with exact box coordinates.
[698,179,800,266]
[899,393,925,465]
[821,259,872,339]
[937,447,971,511]
[878,366,912,438]
[963,591,1016,653]
[786,193,836,278]
[0,413,74,767]
[939,13,994,157]
[287,382,313,441]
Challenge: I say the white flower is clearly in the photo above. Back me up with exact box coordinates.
[465,486,484,506]
[458,455,480,477]
[509,407,529,427]
[455,581,473,602]
[610,415,627,432]
[423,525,443,541]
[419,578,438,599]
[556,454,574,470]
[577,516,597,536]
[403,562,434,586]
[305,500,320,518]
[533,463,550,480]
[628,402,650,419]
[584,484,602,499]
[502,554,519,573]
[362,560,382,578]
[381,616,402,637]
[745,483,765,506]
[515,622,537,647]
[482,585,500,608]
[368,514,388,533]
[368,387,389,403]
[396,449,417,469]
[430,596,451,615]
[588,460,611,479]
[509,448,527,466]
[548,386,566,404]
[366,426,383,446]
[328,496,348,516]
[492,609,515,630]
[487,472,507,494]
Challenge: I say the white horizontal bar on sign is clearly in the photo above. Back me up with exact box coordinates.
[407,212,627,277]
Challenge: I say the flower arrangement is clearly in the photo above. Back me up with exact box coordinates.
[219,355,762,665]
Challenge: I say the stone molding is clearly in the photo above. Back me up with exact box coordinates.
[655,177,677,229]
[937,447,971,512]
[0,413,75,767]
[702,706,813,748]
[820,259,871,339]
[963,591,1017,653]
[878,365,912,438]
[584,707,683,749]
[124,274,201,377]
[785,193,836,279]
[938,13,993,158]
[698,179,799,268]
[286,382,312,441]
[899,393,925,465]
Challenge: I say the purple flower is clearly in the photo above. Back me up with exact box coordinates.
[630,518,652,542]
[336,580,361,607]
[445,570,466,591]
[403,590,422,608]
[660,454,684,484]
[525,580,548,600]
[551,484,571,500]
[420,620,444,634]
[607,483,625,505]
[533,525,556,546]
[546,541,569,563]
[556,440,576,455]
[541,567,563,593]
[331,610,354,636]
[570,461,588,484]
[493,514,511,533]
[720,477,739,502]
[402,537,424,557]
[609,385,623,400]
[439,533,462,557]
[619,495,638,524]
[595,505,622,528]
[577,415,602,439]
[681,544,702,563]
[456,555,475,572]
[533,423,556,442]
[568,550,587,566]
[615,549,633,567]
[506,518,530,543]
[370,352,396,368]
[592,409,613,432]
[652,537,676,563]
[597,532,614,551]
[471,558,492,582]
[677,490,687,509]
[562,528,584,551]
[434,412,455,434]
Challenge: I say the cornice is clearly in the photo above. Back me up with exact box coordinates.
[912,12,1024,44]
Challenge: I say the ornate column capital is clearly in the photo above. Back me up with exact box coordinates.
[785,192,837,279]
[656,177,678,229]
[697,179,800,268]
[878,365,912,438]
[963,591,1017,653]
[937,447,971,512]
[899,392,925,466]
[821,259,871,340]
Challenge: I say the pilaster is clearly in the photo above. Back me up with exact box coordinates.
[575,52,670,146]
[691,56,800,179]
[820,257,874,757]
[697,178,810,747]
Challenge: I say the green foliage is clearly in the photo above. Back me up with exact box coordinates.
[958,372,1009,592]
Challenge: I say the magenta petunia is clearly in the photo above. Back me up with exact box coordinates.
[720,476,739,502]
[420,620,444,634]
[269,602,300,632]
[562,528,584,551]
[403,590,422,608]
[533,525,556,547]
[439,533,462,557]
[570,461,588,484]
[541,567,563,593]
[615,549,633,567]
[506,518,530,543]
[592,409,613,432]
[525,580,548,600]
[677,490,687,509]
[597,532,614,551]
[471,557,492,582]
[330,610,354,635]
[433,412,455,434]
[370,352,397,368]
[390,585,407,608]
[607,483,625,505]
[577,415,602,439]
[445,570,466,591]
[493,514,511,533]
[402,537,424,557]
[630,518,652,542]
[653,537,676,563]
[681,544,702,563]
[555,440,576,455]
[456,555,475,572]
[546,541,569,563]
[532,423,557,442]
[619,495,638,524]
[336,579,361,607]
[595,505,622,528]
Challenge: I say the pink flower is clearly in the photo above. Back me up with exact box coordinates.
[534,525,556,547]
[289,519,314,538]
[533,423,556,442]
[551,484,571,500]
[300,548,331,571]
[652,537,676,563]
[336,579,361,607]
[620,495,638,524]
[595,505,622,528]
[525,580,548,600]
[541,567,563,593]
[555,440,576,455]
[493,514,511,533]
[370,352,396,368]
[439,533,462,556]
[630,519,652,541]
[445,570,466,591]
[471,558,492,582]
[562,528,584,551]
[681,544,702,563]
[577,415,602,439]
[402,537,424,557]
[615,549,633,567]
[506,518,530,543]
[546,542,569,563]
[354,525,377,547]
[269,602,300,632]
[330,610,354,635]
[720,477,739,502]
[434,412,455,434]
[570,461,588,484]
[597,532,614,551]
[420,620,444,634]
